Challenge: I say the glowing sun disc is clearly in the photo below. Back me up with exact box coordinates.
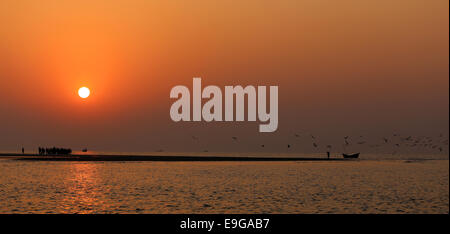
[78,87,90,98]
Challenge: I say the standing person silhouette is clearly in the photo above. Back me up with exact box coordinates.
[22,147,24,154]
[327,151,330,159]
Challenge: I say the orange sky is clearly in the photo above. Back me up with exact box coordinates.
[0,0,448,153]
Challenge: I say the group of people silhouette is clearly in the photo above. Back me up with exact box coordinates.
[38,147,72,155]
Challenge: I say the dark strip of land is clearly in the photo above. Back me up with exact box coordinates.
[1,153,349,162]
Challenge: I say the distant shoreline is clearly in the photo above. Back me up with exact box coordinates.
[0,153,348,162]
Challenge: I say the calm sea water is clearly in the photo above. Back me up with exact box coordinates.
[0,156,448,214]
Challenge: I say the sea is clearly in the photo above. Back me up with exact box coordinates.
[0,152,448,213]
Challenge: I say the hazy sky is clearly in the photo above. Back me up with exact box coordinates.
[0,0,448,153]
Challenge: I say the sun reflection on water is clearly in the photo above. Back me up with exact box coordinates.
[60,163,106,213]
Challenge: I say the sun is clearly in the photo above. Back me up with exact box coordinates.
[78,87,90,99]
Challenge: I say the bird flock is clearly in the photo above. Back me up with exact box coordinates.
[180,132,449,155]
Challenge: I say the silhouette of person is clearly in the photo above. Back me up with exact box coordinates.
[22,147,24,154]
[327,151,330,159]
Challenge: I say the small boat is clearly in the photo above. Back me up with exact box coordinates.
[343,153,360,159]
[82,148,88,152]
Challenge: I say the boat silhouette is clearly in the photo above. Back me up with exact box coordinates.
[342,153,360,159]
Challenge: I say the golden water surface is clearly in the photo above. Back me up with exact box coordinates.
[0,159,447,213]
